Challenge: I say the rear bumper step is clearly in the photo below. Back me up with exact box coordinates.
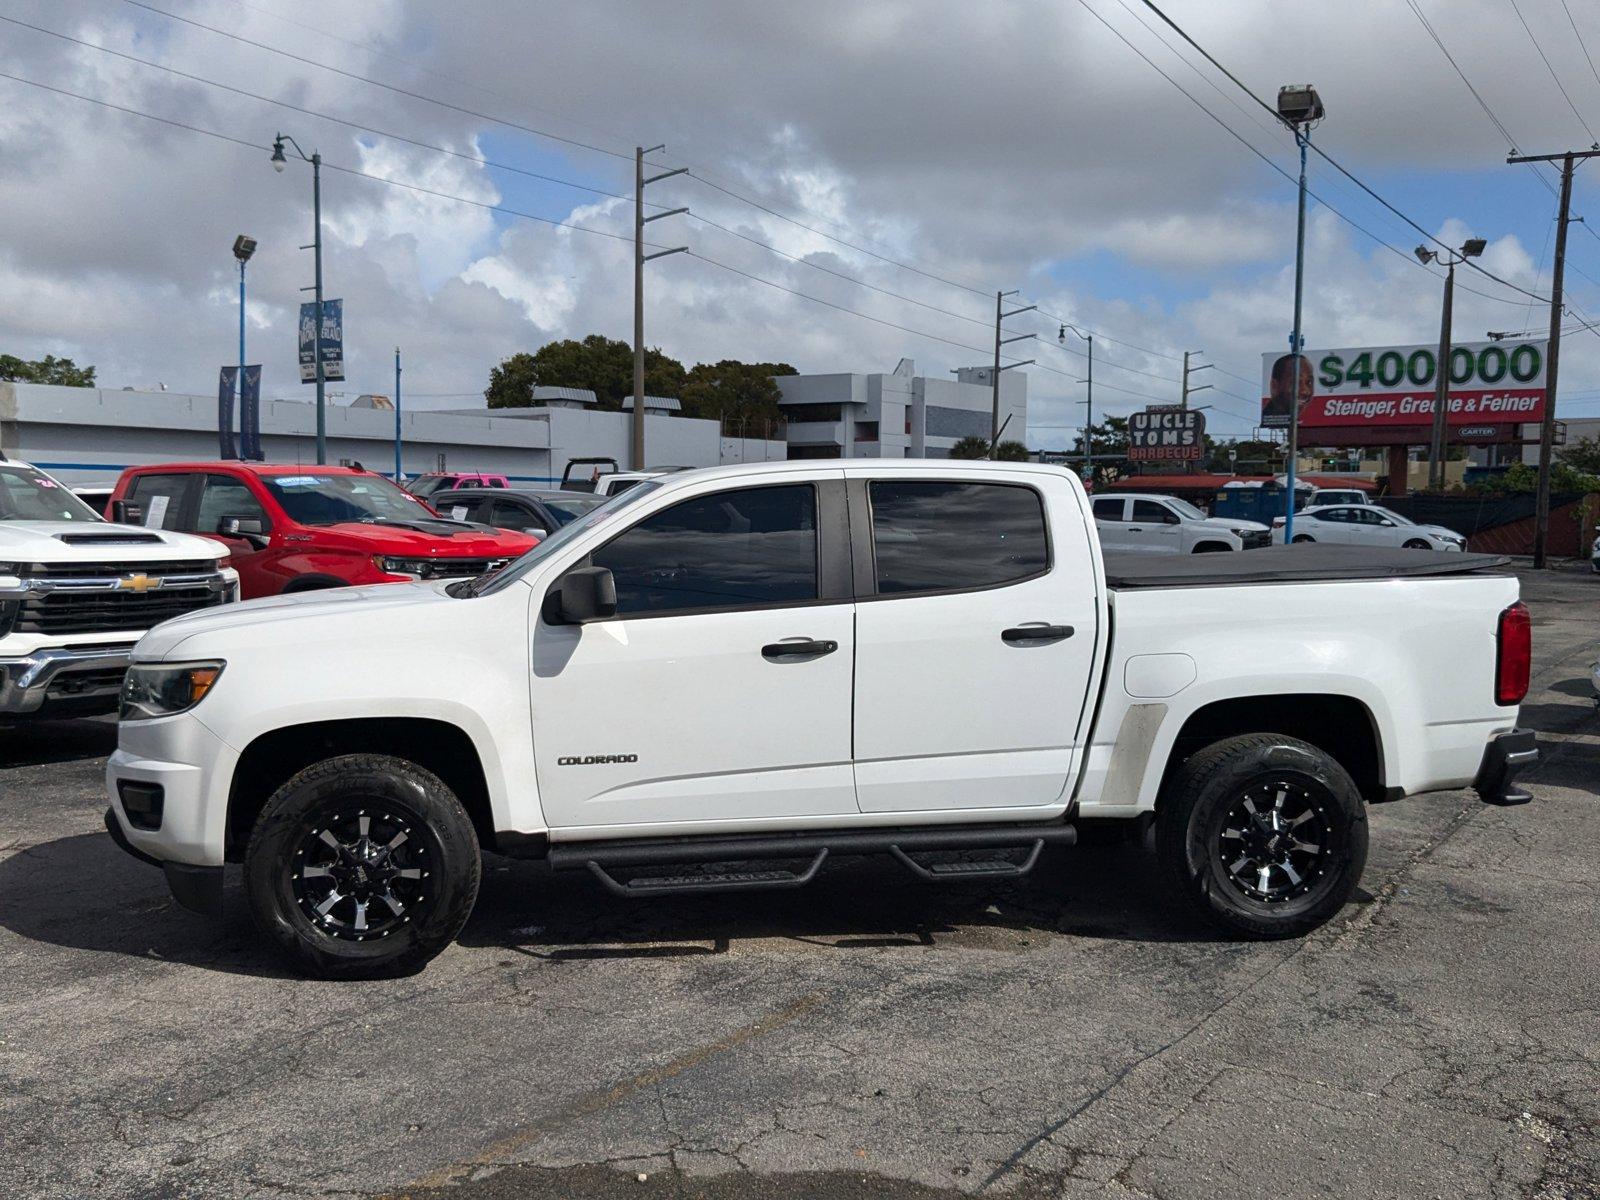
[551,820,1076,897]
[1473,728,1538,807]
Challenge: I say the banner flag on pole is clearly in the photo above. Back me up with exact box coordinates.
[217,366,238,460]
[240,365,263,460]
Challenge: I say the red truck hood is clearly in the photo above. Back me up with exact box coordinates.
[312,520,536,557]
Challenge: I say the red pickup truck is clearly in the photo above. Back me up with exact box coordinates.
[108,463,537,599]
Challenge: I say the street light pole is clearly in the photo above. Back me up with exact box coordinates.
[272,133,326,464]
[394,346,403,483]
[1416,239,1485,490]
[1275,84,1325,544]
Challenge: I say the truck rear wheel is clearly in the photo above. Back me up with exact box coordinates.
[243,754,481,979]
[1157,734,1367,940]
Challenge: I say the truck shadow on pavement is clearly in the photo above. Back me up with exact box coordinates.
[0,834,1224,977]
[0,717,116,768]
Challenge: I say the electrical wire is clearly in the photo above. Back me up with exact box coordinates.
[1508,0,1600,146]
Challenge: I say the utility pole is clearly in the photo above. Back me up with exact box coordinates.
[394,346,402,483]
[990,290,1036,458]
[1506,146,1599,567]
[1060,324,1092,480]
[1181,350,1212,408]
[633,144,688,471]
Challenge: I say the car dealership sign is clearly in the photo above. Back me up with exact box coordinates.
[1260,339,1546,430]
[1128,406,1206,461]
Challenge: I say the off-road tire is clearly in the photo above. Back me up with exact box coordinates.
[244,753,481,979]
[1156,733,1367,940]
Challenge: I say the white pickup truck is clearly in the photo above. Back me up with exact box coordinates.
[0,458,236,720]
[1092,492,1271,553]
[104,461,1536,979]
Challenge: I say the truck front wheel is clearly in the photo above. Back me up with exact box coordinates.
[243,754,481,979]
[1157,734,1367,939]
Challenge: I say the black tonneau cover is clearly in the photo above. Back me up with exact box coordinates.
[1103,543,1511,589]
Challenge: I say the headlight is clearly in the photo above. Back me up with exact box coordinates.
[120,661,225,721]
[1229,528,1256,537]
[377,556,434,578]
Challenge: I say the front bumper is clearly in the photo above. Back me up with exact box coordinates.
[1472,728,1538,806]
[0,645,131,717]
[104,806,223,915]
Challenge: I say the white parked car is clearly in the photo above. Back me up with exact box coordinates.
[1303,488,1370,508]
[104,461,1533,977]
[1590,524,1598,574]
[1275,504,1466,551]
[1092,493,1270,553]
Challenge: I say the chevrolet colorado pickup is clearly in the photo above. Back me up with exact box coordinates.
[104,461,1535,979]
[0,458,235,720]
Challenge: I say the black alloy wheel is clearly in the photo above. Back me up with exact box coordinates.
[1214,780,1330,904]
[291,806,433,941]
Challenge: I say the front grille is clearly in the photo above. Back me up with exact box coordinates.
[1239,531,1272,549]
[23,560,206,578]
[420,557,512,579]
[16,586,225,635]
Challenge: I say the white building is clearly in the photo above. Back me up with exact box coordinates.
[776,358,1027,459]
[0,382,782,488]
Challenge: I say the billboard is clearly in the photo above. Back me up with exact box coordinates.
[299,298,345,383]
[1127,406,1206,461]
[1261,340,1546,431]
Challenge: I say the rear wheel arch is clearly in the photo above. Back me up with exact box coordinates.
[1154,693,1386,808]
[225,717,495,861]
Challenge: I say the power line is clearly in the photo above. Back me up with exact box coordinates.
[1135,0,1554,306]
[1508,0,1600,146]
[1561,0,1600,94]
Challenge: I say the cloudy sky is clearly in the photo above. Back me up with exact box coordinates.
[4,0,1600,445]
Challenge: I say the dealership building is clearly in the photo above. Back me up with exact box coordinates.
[776,358,1027,458]
[0,382,784,488]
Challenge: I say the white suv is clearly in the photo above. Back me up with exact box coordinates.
[1091,493,1270,553]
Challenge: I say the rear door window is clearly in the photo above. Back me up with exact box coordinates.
[1091,498,1125,522]
[126,473,194,531]
[868,480,1047,595]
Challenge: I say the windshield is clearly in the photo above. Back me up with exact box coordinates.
[1373,506,1414,527]
[0,465,103,522]
[262,473,437,526]
[538,493,607,525]
[469,482,663,596]
[1167,498,1208,520]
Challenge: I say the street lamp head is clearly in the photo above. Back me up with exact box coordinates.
[1276,84,1325,127]
[232,234,257,263]
[1462,237,1487,258]
[270,136,287,172]
[1415,245,1437,265]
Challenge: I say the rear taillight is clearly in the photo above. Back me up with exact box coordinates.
[1495,601,1531,706]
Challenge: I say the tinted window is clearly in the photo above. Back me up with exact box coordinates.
[537,493,605,525]
[196,475,268,533]
[263,473,432,525]
[869,481,1047,595]
[1132,500,1177,524]
[491,498,540,529]
[1312,508,1346,522]
[592,484,817,615]
[439,497,483,522]
[1092,498,1124,522]
[127,473,192,530]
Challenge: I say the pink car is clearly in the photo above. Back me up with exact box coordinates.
[403,471,511,500]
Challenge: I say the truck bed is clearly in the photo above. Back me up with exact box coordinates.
[1103,543,1511,589]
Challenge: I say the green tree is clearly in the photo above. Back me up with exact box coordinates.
[680,359,797,427]
[484,351,538,409]
[0,354,95,386]
[949,435,991,460]
[1559,434,1600,474]
[1069,416,1131,483]
[993,440,1030,461]
[518,334,685,409]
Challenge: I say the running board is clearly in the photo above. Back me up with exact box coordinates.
[550,821,1075,898]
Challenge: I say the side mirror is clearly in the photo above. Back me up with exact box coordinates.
[545,565,617,625]
[1378,519,1395,527]
[111,498,144,526]
[522,526,549,539]
[220,515,265,536]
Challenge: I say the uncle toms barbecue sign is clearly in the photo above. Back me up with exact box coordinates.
[1128,407,1206,461]
[1260,339,1547,430]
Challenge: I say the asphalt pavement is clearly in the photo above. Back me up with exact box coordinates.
[1,564,1596,1200]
